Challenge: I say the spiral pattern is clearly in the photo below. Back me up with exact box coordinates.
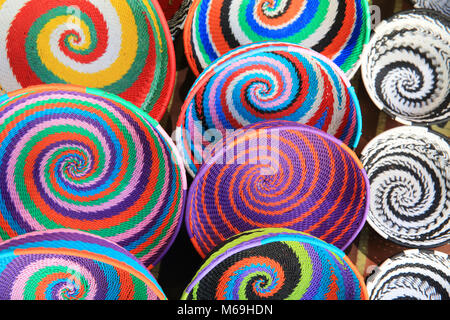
[411,0,450,16]
[361,9,450,125]
[360,126,449,248]
[176,42,362,177]
[367,249,450,300]
[185,120,369,257]
[184,0,370,77]
[0,0,175,121]
[182,228,367,300]
[0,85,187,267]
[0,229,167,300]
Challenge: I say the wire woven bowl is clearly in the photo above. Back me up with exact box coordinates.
[176,42,362,177]
[185,120,369,257]
[0,84,187,268]
[159,0,193,38]
[0,229,167,300]
[360,126,449,248]
[183,0,370,78]
[410,0,450,16]
[366,249,450,300]
[0,0,175,121]
[361,9,450,125]
[181,228,368,300]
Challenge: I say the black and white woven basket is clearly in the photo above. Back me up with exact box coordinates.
[361,9,450,125]
[410,0,450,17]
[360,126,449,248]
[366,249,450,300]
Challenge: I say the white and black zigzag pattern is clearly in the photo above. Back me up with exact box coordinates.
[168,0,192,38]
[411,0,450,17]
[361,126,449,248]
[361,9,450,125]
[367,249,450,300]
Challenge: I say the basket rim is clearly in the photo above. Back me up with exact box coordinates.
[144,0,177,122]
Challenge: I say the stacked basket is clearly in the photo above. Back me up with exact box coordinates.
[0,0,185,300]
[175,0,373,300]
[1,0,444,301]
[359,3,449,300]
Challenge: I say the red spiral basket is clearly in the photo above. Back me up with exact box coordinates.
[0,0,176,121]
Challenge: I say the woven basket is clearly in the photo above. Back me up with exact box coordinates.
[176,42,362,177]
[159,0,192,38]
[410,0,450,16]
[0,229,166,300]
[181,228,368,300]
[183,0,370,78]
[361,9,450,125]
[366,249,450,300]
[0,0,175,121]
[360,126,449,248]
[185,120,369,257]
[0,84,187,268]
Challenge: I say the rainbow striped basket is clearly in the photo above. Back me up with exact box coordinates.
[361,9,450,125]
[0,84,187,268]
[0,0,175,121]
[181,228,368,300]
[366,249,450,300]
[183,0,370,78]
[176,42,362,177]
[185,120,369,258]
[0,229,167,300]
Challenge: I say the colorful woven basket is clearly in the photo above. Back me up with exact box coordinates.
[185,120,369,257]
[411,0,450,16]
[366,249,450,300]
[360,126,449,248]
[0,0,175,121]
[159,0,192,38]
[181,228,368,300]
[176,42,362,177]
[361,9,450,125]
[0,84,187,268]
[183,0,370,78]
[0,229,167,300]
